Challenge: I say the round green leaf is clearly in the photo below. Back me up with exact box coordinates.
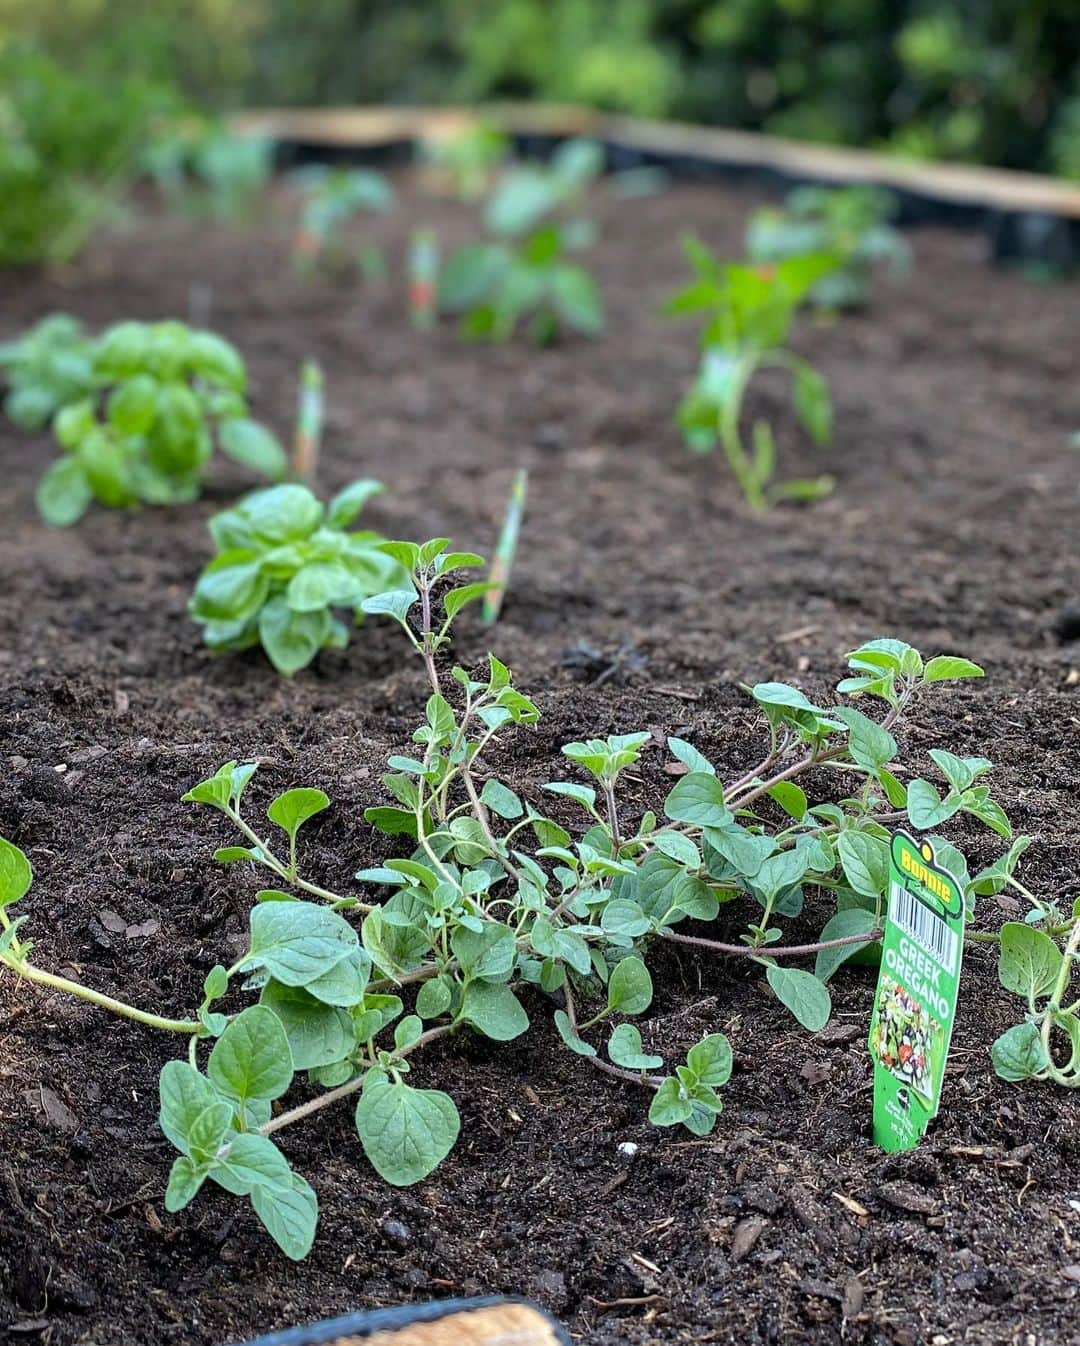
[208,1004,293,1105]
[355,1078,460,1186]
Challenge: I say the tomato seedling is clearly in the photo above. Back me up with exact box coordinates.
[747,185,910,311]
[290,166,394,274]
[145,121,274,222]
[664,238,838,508]
[419,121,510,202]
[439,138,604,343]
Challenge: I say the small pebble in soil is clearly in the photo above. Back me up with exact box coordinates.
[617,1141,639,1161]
[381,1218,412,1248]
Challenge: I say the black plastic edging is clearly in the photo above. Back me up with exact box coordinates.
[272,129,1079,270]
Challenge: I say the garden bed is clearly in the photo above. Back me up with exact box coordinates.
[1,174,1078,1346]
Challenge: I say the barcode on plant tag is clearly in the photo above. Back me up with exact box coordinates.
[890,881,958,976]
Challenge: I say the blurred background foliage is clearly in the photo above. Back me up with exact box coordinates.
[0,0,1077,178]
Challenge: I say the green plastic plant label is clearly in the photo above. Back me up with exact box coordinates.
[869,831,965,1152]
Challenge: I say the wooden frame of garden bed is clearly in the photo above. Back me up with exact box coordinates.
[233,103,1080,266]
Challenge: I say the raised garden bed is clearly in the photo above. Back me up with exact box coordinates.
[1,166,1078,1346]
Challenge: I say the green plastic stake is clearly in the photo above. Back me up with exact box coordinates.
[868,831,965,1152]
[482,469,527,625]
[293,360,324,482]
[409,228,439,330]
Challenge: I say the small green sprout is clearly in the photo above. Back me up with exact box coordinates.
[144,122,274,222]
[290,166,394,274]
[747,185,911,311]
[419,121,510,202]
[31,319,287,526]
[664,239,838,509]
[189,480,416,676]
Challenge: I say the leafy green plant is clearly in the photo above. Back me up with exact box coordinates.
[189,481,412,675]
[29,320,286,527]
[438,224,603,343]
[483,137,603,237]
[0,314,95,431]
[420,121,510,201]
[290,166,395,274]
[990,858,1080,1089]
[664,239,838,508]
[1,595,1034,1259]
[0,46,168,265]
[438,138,604,343]
[747,186,911,311]
[144,121,274,222]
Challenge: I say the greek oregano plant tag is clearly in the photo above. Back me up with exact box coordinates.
[868,831,965,1152]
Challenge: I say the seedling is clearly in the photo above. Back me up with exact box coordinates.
[188,480,412,675]
[145,122,274,222]
[419,121,510,202]
[664,238,838,508]
[2,596,1031,1260]
[439,227,602,343]
[32,320,287,527]
[290,166,394,274]
[484,138,604,238]
[748,185,911,311]
[0,314,95,431]
[438,138,604,343]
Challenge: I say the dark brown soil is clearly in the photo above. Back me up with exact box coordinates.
[1,175,1078,1346]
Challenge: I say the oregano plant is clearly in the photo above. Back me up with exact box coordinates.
[989,853,1080,1089]
[1,579,1053,1260]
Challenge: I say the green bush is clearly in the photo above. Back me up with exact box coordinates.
[0,46,172,264]
[2,3,1077,179]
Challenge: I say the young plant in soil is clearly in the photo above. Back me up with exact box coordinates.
[28,319,287,526]
[1,551,1046,1260]
[664,238,839,508]
[438,138,604,343]
[990,858,1080,1088]
[0,314,95,431]
[144,122,274,223]
[419,122,510,202]
[747,185,911,311]
[189,480,409,675]
[290,166,395,274]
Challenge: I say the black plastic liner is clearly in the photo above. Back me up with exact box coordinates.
[273,131,1079,270]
